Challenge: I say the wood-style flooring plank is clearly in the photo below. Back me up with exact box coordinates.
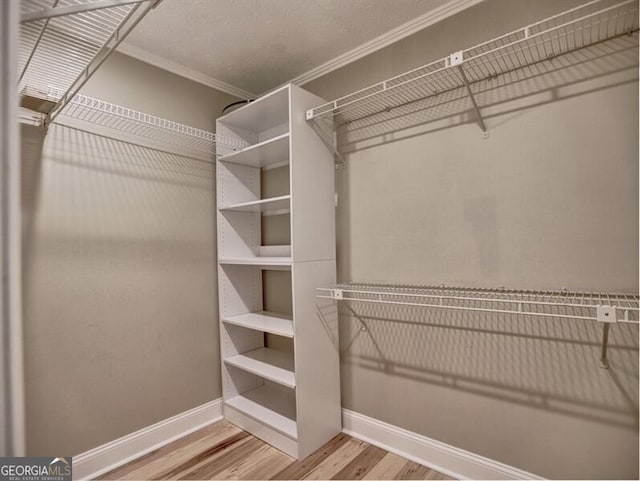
[270,433,349,480]
[98,421,242,480]
[362,452,409,480]
[424,468,456,480]
[331,444,388,479]
[302,437,368,480]
[159,431,251,479]
[97,419,456,481]
[178,436,263,480]
[227,441,293,480]
[236,446,293,479]
[395,461,432,480]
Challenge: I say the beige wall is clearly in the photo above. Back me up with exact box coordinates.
[305,0,639,479]
[22,53,238,455]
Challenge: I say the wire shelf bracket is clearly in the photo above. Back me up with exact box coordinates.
[305,0,639,148]
[317,284,639,369]
[452,53,489,139]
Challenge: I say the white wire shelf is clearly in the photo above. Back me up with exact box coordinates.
[19,0,160,124]
[306,0,639,137]
[29,89,247,158]
[318,283,639,323]
[318,283,639,368]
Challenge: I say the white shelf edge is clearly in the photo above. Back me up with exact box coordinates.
[223,311,294,338]
[219,257,292,267]
[218,132,290,162]
[225,347,295,389]
[219,195,291,213]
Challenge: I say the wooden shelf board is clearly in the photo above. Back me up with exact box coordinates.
[225,347,295,389]
[219,133,290,168]
[219,257,292,267]
[220,195,290,214]
[223,311,294,338]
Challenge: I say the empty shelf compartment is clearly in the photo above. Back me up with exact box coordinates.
[223,311,293,338]
[225,347,295,388]
[225,384,297,439]
[219,86,289,134]
[219,133,289,168]
[220,195,290,214]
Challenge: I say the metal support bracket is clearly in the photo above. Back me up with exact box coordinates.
[44,0,160,127]
[596,305,617,369]
[599,323,611,369]
[452,51,489,139]
[307,116,346,168]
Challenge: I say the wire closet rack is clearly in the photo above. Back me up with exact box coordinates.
[317,284,640,369]
[20,87,248,160]
[57,90,247,156]
[19,0,161,126]
[305,0,639,144]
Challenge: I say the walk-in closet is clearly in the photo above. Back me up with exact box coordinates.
[1,1,638,480]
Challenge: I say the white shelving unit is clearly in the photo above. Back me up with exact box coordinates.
[216,83,340,459]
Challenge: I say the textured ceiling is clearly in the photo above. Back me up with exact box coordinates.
[122,0,450,95]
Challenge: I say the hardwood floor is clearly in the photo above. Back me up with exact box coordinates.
[98,420,455,480]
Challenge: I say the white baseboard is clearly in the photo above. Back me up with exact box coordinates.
[73,399,222,481]
[71,400,540,481]
[342,409,544,480]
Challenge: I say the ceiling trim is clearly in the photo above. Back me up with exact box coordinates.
[116,43,256,99]
[288,0,484,88]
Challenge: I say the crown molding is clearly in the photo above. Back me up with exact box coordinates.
[288,0,484,88]
[116,43,256,99]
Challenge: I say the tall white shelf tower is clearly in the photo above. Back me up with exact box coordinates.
[216,84,340,459]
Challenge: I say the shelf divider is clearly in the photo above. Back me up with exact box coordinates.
[220,195,290,214]
[218,133,290,168]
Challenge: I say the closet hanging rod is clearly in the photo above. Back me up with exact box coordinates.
[305,0,639,134]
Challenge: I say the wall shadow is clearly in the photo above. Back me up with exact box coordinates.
[20,121,220,455]
[338,300,639,430]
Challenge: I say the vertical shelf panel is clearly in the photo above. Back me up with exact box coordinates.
[290,86,337,263]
